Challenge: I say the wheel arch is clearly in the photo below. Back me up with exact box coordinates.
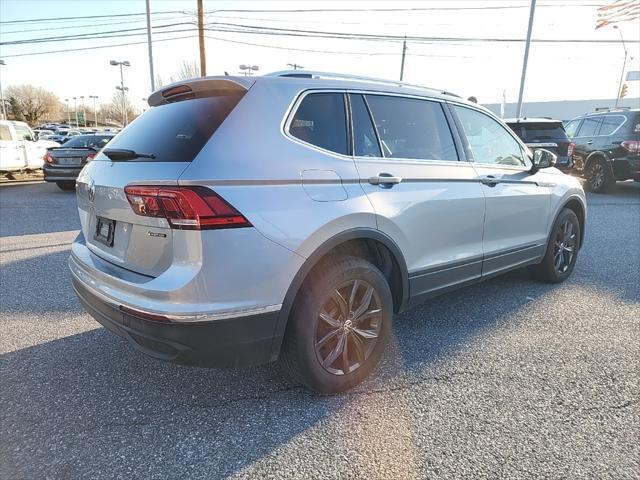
[556,195,587,250]
[584,151,613,175]
[268,228,410,361]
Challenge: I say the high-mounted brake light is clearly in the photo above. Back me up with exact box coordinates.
[161,84,192,98]
[124,185,251,230]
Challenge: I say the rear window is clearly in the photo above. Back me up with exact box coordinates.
[99,92,244,162]
[508,122,567,141]
[64,135,113,149]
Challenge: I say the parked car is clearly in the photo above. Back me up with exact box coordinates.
[70,72,586,393]
[505,118,575,172]
[43,133,114,190]
[564,108,640,192]
[0,120,60,171]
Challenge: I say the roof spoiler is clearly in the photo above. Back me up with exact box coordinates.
[147,77,254,107]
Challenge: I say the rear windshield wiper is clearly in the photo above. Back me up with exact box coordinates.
[102,149,156,161]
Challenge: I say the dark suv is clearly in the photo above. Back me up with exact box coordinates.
[564,109,640,193]
[505,118,575,172]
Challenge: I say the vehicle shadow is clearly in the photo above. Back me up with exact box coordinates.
[0,263,620,479]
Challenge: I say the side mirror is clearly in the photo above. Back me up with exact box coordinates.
[532,148,557,170]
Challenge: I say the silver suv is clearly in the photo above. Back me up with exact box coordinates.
[70,71,586,393]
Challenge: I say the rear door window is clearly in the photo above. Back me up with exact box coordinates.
[349,94,381,157]
[99,92,245,162]
[598,115,625,136]
[576,116,601,137]
[365,95,458,161]
[289,93,348,155]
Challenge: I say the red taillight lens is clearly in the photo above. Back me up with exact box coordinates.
[124,185,251,230]
[86,153,96,162]
[43,152,54,164]
[621,140,640,154]
[567,142,575,157]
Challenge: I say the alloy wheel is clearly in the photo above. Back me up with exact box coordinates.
[314,279,383,375]
[589,163,605,190]
[553,220,576,273]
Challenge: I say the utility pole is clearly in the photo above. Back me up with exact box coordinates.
[80,96,86,127]
[65,98,70,125]
[516,0,536,118]
[399,36,407,81]
[287,63,304,70]
[198,0,207,77]
[146,0,155,92]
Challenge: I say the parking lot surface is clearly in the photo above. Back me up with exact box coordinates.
[1,181,638,479]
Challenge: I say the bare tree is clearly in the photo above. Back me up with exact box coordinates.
[98,91,138,126]
[5,84,62,125]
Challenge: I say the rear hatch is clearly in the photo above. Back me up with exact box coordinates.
[76,78,250,277]
[511,121,571,156]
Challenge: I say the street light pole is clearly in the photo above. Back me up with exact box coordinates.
[399,36,407,81]
[80,95,86,127]
[110,60,130,127]
[73,97,79,128]
[613,25,627,108]
[516,0,536,118]
[287,63,304,70]
[89,95,98,127]
[65,98,70,125]
[0,60,7,120]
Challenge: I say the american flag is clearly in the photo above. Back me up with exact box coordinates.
[596,0,640,29]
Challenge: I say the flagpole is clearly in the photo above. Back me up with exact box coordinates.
[516,0,536,118]
[613,25,627,107]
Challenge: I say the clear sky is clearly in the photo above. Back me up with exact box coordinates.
[1,0,639,113]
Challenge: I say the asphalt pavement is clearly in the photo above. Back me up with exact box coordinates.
[1,180,638,479]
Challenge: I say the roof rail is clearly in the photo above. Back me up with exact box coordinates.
[265,70,461,98]
[593,106,631,113]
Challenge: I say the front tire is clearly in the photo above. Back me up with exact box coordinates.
[279,256,393,394]
[586,159,614,193]
[529,208,580,284]
[56,181,75,191]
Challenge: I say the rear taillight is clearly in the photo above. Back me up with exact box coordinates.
[621,140,640,154]
[43,152,54,164]
[124,185,251,230]
[86,153,96,162]
[567,142,575,157]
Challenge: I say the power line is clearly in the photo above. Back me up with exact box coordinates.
[0,3,605,25]
[1,34,198,58]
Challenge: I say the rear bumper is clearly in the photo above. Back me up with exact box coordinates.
[611,156,640,181]
[72,274,280,367]
[43,164,82,181]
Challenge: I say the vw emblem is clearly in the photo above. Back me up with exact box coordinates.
[87,179,96,202]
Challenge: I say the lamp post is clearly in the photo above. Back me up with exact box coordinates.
[110,60,131,126]
[0,60,7,120]
[89,95,98,127]
[73,97,79,128]
[64,98,70,125]
[613,25,628,107]
[80,95,86,127]
[239,64,259,76]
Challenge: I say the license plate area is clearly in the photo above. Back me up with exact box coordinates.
[58,157,83,166]
[94,216,115,247]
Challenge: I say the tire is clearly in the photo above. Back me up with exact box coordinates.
[279,256,393,394]
[528,208,581,284]
[56,181,75,191]
[585,158,614,193]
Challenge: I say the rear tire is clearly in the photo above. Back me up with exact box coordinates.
[279,256,393,394]
[585,159,614,193]
[528,208,580,284]
[56,181,75,191]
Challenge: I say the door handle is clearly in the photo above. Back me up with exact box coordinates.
[480,175,500,187]
[586,140,593,145]
[368,173,403,187]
